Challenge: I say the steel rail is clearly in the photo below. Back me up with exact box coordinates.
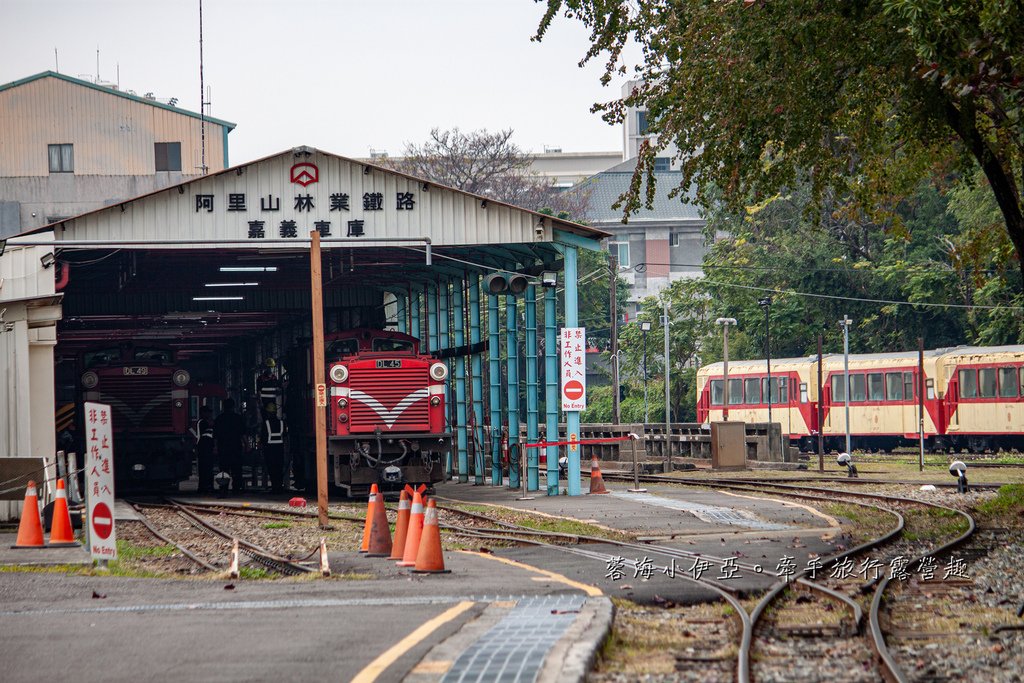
[127,502,220,572]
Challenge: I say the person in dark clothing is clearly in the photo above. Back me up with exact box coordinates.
[261,402,286,493]
[192,405,215,493]
[214,398,246,492]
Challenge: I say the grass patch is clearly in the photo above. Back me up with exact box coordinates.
[823,502,897,544]
[975,484,1024,520]
[261,522,292,530]
[115,539,177,560]
[902,507,969,542]
[238,566,274,579]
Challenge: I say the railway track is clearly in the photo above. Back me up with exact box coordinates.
[128,499,318,577]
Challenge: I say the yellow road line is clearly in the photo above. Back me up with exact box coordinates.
[459,550,603,597]
[350,600,475,683]
[716,489,841,528]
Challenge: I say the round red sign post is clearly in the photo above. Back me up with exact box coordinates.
[91,501,114,540]
[564,380,584,401]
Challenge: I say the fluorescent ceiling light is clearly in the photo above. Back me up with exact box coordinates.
[219,266,277,272]
[204,282,258,287]
[192,296,244,301]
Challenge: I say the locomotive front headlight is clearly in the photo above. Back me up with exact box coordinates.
[330,364,348,383]
[81,371,99,389]
[337,397,348,409]
[172,370,191,387]
[429,362,448,381]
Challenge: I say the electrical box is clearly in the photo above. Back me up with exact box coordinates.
[711,422,746,470]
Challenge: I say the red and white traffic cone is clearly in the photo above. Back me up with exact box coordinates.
[397,491,425,567]
[412,500,449,574]
[47,479,80,547]
[388,490,411,561]
[11,481,44,549]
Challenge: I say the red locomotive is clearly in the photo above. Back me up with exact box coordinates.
[320,329,450,495]
[78,343,193,486]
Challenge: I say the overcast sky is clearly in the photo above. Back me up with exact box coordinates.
[2,0,636,164]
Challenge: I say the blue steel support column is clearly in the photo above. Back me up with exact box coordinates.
[564,246,582,496]
[453,282,468,483]
[411,291,421,343]
[438,281,452,477]
[524,285,540,491]
[505,296,520,490]
[396,294,407,334]
[544,287,559,496]
[488,295,502,485]
[427,283,439,355]
[469,277,485,485]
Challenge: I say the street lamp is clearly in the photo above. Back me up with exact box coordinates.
[715,317,737,420]
[640,321,652,422]
[839,315,853,454]
[758,297,772,426]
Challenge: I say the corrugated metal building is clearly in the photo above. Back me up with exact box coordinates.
[0,71,235,237]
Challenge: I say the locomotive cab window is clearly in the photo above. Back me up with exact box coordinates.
[372,338,414,353]
[84,348,121,367]
[711,379,724,405]
[327,338,359,358]
[979,368,998,398]
[959,369,978,398]
[999,367,1018,397]
[133,348,172,363]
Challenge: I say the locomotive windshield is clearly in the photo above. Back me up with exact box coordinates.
[84,347,121,367]
[327,338,359,358]
[133,347,173,363]
[372,338,415,353]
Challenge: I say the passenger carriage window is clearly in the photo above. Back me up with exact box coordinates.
[851,374,867,402]
[761,378,770,403]
[744,378,761,404]
[885,373,903,401]
[776,377,788,404]
[926,378,935,400]
[868,373,884,401]
[959,369,977,398]
[998,367,1017,398]
[904,372,915,400]
[711,380,724,405]
[800,383,808,403]
[1020,368,1024,398]
[728,378,743,405]
[832,377,845,402]
[979,368,997,398]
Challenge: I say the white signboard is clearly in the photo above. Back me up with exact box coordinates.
[84,401,117,561]
[560,327,587,411]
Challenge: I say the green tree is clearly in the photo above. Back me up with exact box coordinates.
[535,0,1024,281]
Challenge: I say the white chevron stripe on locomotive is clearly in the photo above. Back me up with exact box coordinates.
[348,388,430,428]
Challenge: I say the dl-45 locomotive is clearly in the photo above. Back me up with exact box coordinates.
[78,343,193,486]
[320,329,451,495]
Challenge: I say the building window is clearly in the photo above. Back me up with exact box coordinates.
[48,144,73,173]
[654,157,671,172]
[669,232,680,248]
[609,241,630,268]
[155,142,182,172]
[636,110,648,135]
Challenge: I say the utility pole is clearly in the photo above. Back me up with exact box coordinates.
[309,230,329,528]
[716,318,737,420]
[609,253,620,424]
[758,297,772,425]
[662,299,671,473]
[817,334,824,473]
[918,337,925,472]
[840,315,852,455]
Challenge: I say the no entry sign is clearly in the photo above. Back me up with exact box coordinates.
[560,327,587,411]
[84,401,117,561]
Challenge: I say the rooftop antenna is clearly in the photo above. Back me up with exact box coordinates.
[54,48,59,73]
[96,46,100,83]
[198,0,208,174]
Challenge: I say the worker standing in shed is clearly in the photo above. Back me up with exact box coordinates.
[261,402,286,494]
[193,405,215,494]
[214,398,246,492]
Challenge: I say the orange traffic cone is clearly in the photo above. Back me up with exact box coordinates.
[388,490,411,561]
[48,479,80,547]
[365,486,393,558]
[589,454,609,494]
[397,491,425,567]
[359,484,380,553]
[11,481,44,549]
[412,500,449,574]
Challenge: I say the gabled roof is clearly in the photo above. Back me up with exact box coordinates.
[0,71,236,131]
[581,159,703,225]
[10,145,607,245]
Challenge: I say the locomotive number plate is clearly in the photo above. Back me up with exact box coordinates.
[376,360,402,369]
[123,366,149,376]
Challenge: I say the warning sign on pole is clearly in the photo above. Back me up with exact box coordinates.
[84,401,117,561]
[315,383,328,408]
[560,327,587,411]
